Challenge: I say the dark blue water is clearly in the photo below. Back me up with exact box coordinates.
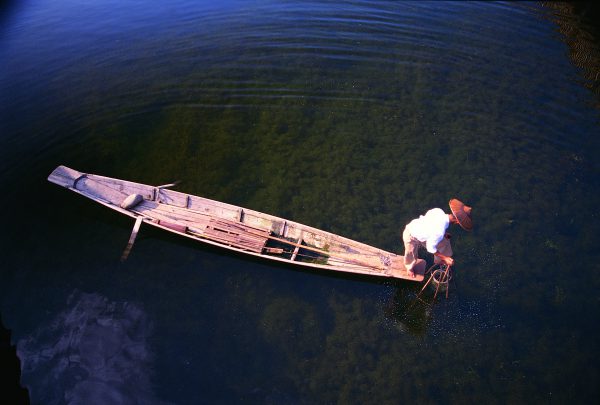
[1,1,599,403]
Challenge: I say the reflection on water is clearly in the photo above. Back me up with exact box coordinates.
[17,291,166,405]
[383,287,431,336]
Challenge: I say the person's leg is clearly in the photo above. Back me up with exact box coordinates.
[402,228,419,274]
[434,235,453,264]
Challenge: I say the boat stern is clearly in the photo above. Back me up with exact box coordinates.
[389,256,426,282]
[48,165,84,189]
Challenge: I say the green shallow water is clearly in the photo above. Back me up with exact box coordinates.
[1,1,599,403]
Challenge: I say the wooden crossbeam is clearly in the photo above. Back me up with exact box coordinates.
[290,232,304,261]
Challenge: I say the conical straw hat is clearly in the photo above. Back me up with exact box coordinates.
[449,199,473,231]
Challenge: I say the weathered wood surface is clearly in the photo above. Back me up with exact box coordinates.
[204,218,269,253]
[121,216,143,261]
[48,165,423,281]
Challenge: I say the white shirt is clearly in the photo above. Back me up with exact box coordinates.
[406,208,449,254]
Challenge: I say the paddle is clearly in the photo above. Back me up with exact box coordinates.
[120,216,143,261]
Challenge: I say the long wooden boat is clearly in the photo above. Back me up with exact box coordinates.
[48,166,425,281]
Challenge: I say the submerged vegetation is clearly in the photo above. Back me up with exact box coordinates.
[41,52,598,400]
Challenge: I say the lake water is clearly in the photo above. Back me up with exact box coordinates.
[1,1,599,403]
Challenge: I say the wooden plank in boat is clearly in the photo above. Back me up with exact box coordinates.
[144,201,211,223]
[157,220,188,233]
[89,176,154,198]
[209,218,270,237]
[204,218,269,253]
[187,195,241,221]
[131,204,210,230]
[204,230,266,253]
[157,188,188,207]
[78,178,128,205]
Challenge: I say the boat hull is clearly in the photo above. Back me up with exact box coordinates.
[48,165,424,281]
